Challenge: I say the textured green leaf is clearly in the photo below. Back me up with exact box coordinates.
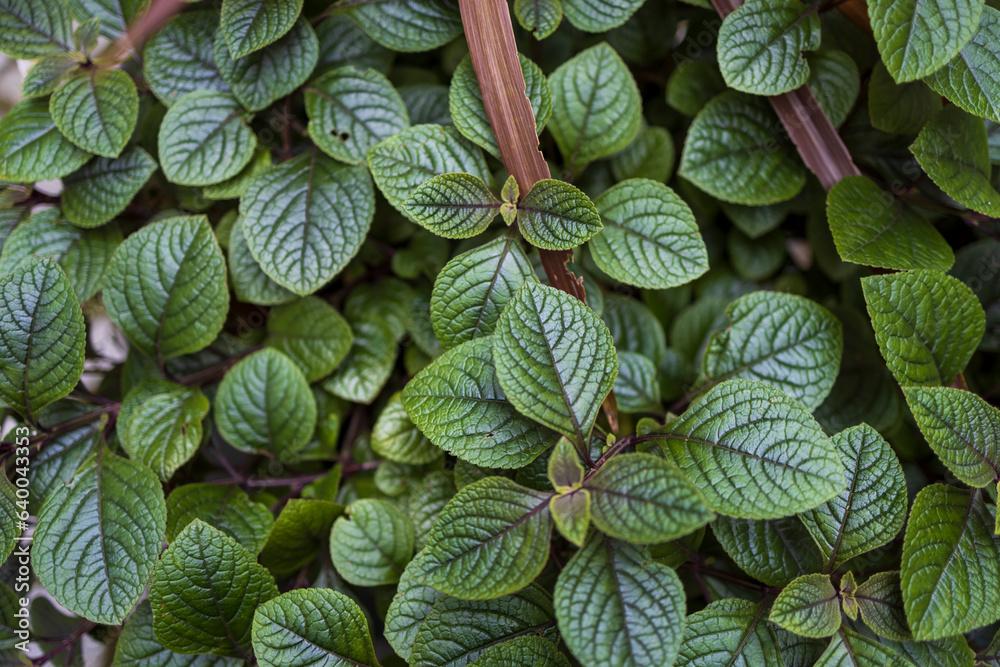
[903,386,1000,488]
[728,228,786,281]
[259,499,343,579]
[119,381,209,481]
[21,53,78,98]
[926,7,1000,124]
[516,179,602,250]
[114,600,243,667]
[241,150,375,295]
[862,271,985,386]
[602,293,667,367]
[323,310,400,404]
[869,0,984,82]
[883,635,975,667]
[26,402,102,514]
[711,515,824,587]
[409,472,456,550]
[868,62,941,135]
[494,282,617,445]
[585,453,712,543]
[142,11,228,107]
[158,91,255,186]
[0,475,19,565]
[807,50,860,128]
[149,520,278,657]
[657,378,843,519]
[514,0,562,39]
[227,216,296,306]
[470,636,570,666]
[0,0,71,59]
[0,209,121,303]
[677,598,783,666]
[61,146,157,228]
[165,483,274,555]
[305,65,409,164]
[203,147,273,201]
[901,484,1000,640]
[609,125,675,183]
[666,60,726,118]
[703,291,842,410]
[34,448,165,624]
[826,175,954,271]
[215,349,317,461]
[404,172,500,238]
[368,124,492,219]
[0,97,91,183]
[266,296,352,381]
[815,628,913,667]
[589,178,707,289]
[855,571,912,642]
[798,424,906,570]
[911,105,1000,216]
[220,0,302,59]
[679,92,806,206]
[555,535,685,667]
[385,551,444,660]
[104,215,228,360]
[612,351,661,414]
[0,259,84,419]
[717,0,821,96]
[548,42,642,168]
[216,17,318,113]
[400,84,452,124]
[331,498,414,586]
[66,0,145,39]
[769,574,841,638]
[49,69,137,158]
[560,0,641,31]
[346,0,463,52]
[550,489,590,546]
[315,15,393,76]
[449,53,552,159]
[373,391,441,464]
[421,476,552,599]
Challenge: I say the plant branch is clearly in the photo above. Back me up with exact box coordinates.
[101,0,186,63]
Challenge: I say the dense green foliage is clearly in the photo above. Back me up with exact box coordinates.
[0,0,999,665]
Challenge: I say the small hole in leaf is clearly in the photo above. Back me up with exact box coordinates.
[331,129,350,142]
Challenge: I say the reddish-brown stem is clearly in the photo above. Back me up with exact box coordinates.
[101,0,186,63]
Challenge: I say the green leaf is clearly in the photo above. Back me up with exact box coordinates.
[368,124,492,220]
[65,0,145,39]
[911,105,1000,217]
[798,424,907,570]
[215,348,317,461]
[158,90,256,186]
[410,584,556,666]
[903,386,1000,488]
[807,50,860,128]
[677,598,783,666]
[323,311,400,404]
[27,401,102,513]
[430,235,537,350]
[331,498,414,586]
[609,125,676,183]
[220,0,302,59]
[470,636,570,666]
[855,571,912,641]
[728,228,786,281]
[717,0,821,96]
[104,215,228,360]
[404,172,500,238]
[49,69,137,158]
[400,83,452,124]
[315,15,393,76]
[862,271,985,386]
[589,178,707,289]
[666,60,726,118]
[34,448,165,624]
[21,53,78,98]
[0,209,121,303]
[769,574,841,638]
[554,535,685,667]
[703,291,843,410]
[679,92,806,206]
[0,474,19,565]
[305,65,409,164]
[493,282,618,445]
[868,62,942,135]
[259,498,344,579]
[869,0,984,82]
[0,97,91,183]
[585,453,713,543]
[815,628,914,667]
[612,351,662,414]
[548,42,642,168]
[514,0,562,39]
[165,483,274,555]
[0,259,84,420]
[883,635,975,667]
[240,151,375,295]
[926,7,1000,124]
[420,476,552,599]
[449,53,552,159]
[203,147,273,201]
[826,175,954,271]
[385,551,444,660]
[402,337,558,468]
[227,216,296,306]
[516,178,602,250]
[561,0,641,32]
[61,146,158,228]
[114,600,243,667]
[901,484,1000,640]
[373,391,441,464]
[0,0,71,59]
[142,11,229,107]
[711,515,824,587]
[216,17,318,113]
[656,378,844,519]
[345,0,462,52]
[252,589,377,667]
[119,381,209,481]
[550,489,590,546]
[266,296,352,381]
[410,472,456,550]
[149,520,278,657]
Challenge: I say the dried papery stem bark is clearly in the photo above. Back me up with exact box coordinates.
[711,0,861,190]
[458,0,588,303]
